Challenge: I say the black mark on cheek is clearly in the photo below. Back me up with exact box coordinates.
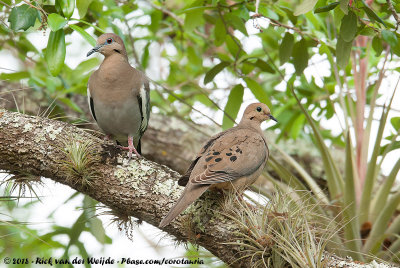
[205,157,213,162]
[230,156,237,162]
[215,158,222,162]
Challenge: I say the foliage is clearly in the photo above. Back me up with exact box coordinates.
[1,0,400,265]
[0,188,111,268]
[223,191,337,267]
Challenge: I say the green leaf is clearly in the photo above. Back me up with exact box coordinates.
[360,93,396,224]
[339,0,349,14]
[340,11,357,42]
[381,30,398,47]
[222,84,244,129]
[279,32,294,64]
[392,33,400,56]
[294,0,319,16]
[59,97,84,113]
[292,38,309,75]
[149,10,162,33]
[363,192,400,254]
[359,27,375,36]
[76,0,93,18]
[141,42,150,69]
[69,24,96,46]
[71,57,99,77]
[362,2,386,26]
[56,0,75,19]
[391,117,400,129]
[224,13,248,36]
[342,134,363,260]
[314,2,340,13]
[272,145,329,204]
[290,114,305,139]
[187,45,202,67]
[183,2,204,31]
[290,85,344,202]
[226,35,240,56]
[214,18,226,46]
[203,61,230,84]
[70,18,105,34]
[244,77,272,107]
[371,158,400,228]
[8,4,40,31]
[46,29,66,76]
[255,59,275,73]
[0,71,30,80]
[372,36,383,56]
[336,35,352,69]
[47,13,67,32]
[88,217,106,244]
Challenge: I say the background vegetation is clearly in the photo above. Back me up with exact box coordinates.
[1,0,399,266]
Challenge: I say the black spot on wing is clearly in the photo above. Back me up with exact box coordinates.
[89,97,97,121]
[215,158,222,162]
[230,156,237,162]
[205,156,213,162]
[226,152,232,156]
[213,152,220,155]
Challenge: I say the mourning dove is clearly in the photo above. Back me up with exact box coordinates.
[86,33,150,158]
[159,103,277,227]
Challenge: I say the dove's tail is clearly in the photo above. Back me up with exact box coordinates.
[159,184,209,228]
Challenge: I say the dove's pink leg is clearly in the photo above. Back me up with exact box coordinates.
[120,136,141,159]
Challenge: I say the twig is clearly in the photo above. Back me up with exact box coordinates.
[217,5,243,75]
[148,78,222,127]
[22,0,47,22]
[123,19,142,70]
[147,1,208,39]
[268,18,320,44]
[387,0,400,30]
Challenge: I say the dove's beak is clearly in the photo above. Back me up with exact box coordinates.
[87,44,104,57]
[269,115,278,122]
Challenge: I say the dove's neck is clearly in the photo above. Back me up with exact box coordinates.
[238,119,263,134]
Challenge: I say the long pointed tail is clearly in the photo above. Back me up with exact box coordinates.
[159,184,209,228]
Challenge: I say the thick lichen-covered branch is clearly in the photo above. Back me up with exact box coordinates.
[0,109,250,267]
[0,110,392,268]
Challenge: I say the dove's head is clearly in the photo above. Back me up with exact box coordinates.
[87,33,127,57]
[240,103,277,124]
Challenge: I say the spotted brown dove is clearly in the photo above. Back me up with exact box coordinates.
[86,33,150,158]
[159,103,277,227]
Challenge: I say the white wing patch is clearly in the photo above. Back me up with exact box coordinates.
[87,86,96,121]
[139,85,149,133]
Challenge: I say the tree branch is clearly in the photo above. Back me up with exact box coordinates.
[0,108,250,267]
[0,109,392,267]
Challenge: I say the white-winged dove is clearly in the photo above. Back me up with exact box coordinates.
[87,33,150,158]
[159,103,277,227]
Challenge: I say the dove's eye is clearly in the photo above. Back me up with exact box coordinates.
[106,38,113,44]
[256,106,262,112]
